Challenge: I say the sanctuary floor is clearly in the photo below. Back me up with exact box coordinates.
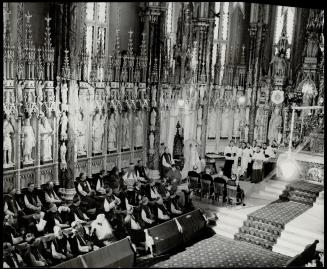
[139,178,323,267]
[151,234,290,268]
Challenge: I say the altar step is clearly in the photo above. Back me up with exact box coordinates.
[273,191,324,257]
[250,178,289,201]
[279,180,323,206]
[214,208,249,239]
[234,232,274,250]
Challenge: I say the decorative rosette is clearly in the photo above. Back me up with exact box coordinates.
[271,90,284,105]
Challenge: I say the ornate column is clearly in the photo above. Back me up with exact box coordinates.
[140,3,166,170]
[247,4,268,144]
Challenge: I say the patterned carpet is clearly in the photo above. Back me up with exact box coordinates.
[284,180,324,206]
[151,235,290,267]
[235,180,323,250]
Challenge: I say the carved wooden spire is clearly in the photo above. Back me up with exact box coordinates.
[62,49,71,80]
[24,10,36,80]
[43,13,54,80]
[3,7,14,80]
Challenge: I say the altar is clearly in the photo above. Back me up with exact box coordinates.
[276,149,324,185]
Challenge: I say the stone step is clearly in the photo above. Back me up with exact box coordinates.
[239,226,279,243]
[217,214,245,228]
[265,181,289,190]
[215,228,235,239]
[284,225,324,241]
[250,192,277,201]
[243,220,282,236]
[217,222,240,235]
[218,208,249,219]
[263,185,285,194]
[276,233,324,253]
[234,232,274,250]
[273,243,303,257]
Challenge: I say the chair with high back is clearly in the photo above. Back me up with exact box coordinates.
[213,182,225,204]
[200,179,212,202]
[226,185,238,205]
[188,176,201,198]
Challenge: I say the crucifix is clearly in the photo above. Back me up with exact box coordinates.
[128,29,133,39]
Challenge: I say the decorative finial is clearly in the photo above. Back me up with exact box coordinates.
[45,13,51,26]
[240,44,246,65]
[62,49,71,80]
[25,10,32,24]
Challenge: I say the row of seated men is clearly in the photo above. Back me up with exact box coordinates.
[3,160,194,267]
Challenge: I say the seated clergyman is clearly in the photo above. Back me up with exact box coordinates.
[69,221,100,256]
[51,226,73,263]
[227,174,245,206]
[24,182,44,215]
[69,194,90,224]
[3,242,25,268]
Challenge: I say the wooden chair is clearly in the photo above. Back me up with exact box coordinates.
[188,176,201,199]
[226,185,238,205]
[200,179,212,202]
[213,182,225,204]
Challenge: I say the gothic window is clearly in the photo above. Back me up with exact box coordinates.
[212,2,230,83]
[273,6,295,59]
[85,2,110,80]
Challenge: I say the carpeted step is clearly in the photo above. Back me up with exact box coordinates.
[286,181,324,196]
[234,232,274,250]
[290,189,318,199]
[248,215,284,230]
[288,195,315,206]
[239,226,279,243]
[243,220,282,236]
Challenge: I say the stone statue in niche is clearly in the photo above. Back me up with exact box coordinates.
[60,112,68,141]
[122,112,130,148]
[17,81,24,102]
[160,110,166,143]
[269,54,287,77]
[307,37,319,58]
[36,81,44,101]
[76,112,87,156]
[39,114,54,162]
[196,125,202,143]
[61,83,68,108]
[149,131,155,153]
[60,142,67,165]
[150,109,157,132]
[152,86,157,107]
[207,107,216,138]
[197,106,203,125]
[22,116,36,164]
[108,113,118,151]
[3,117,14,167]
[239,107,246,127]
[221,107,231,138]
[92,112,106,153]
[253,125,258,141]
[268,107,282,144]
[246,88,252,106]
[244,124,249,142]
[134,111,144,147]
[233,108,241,138]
